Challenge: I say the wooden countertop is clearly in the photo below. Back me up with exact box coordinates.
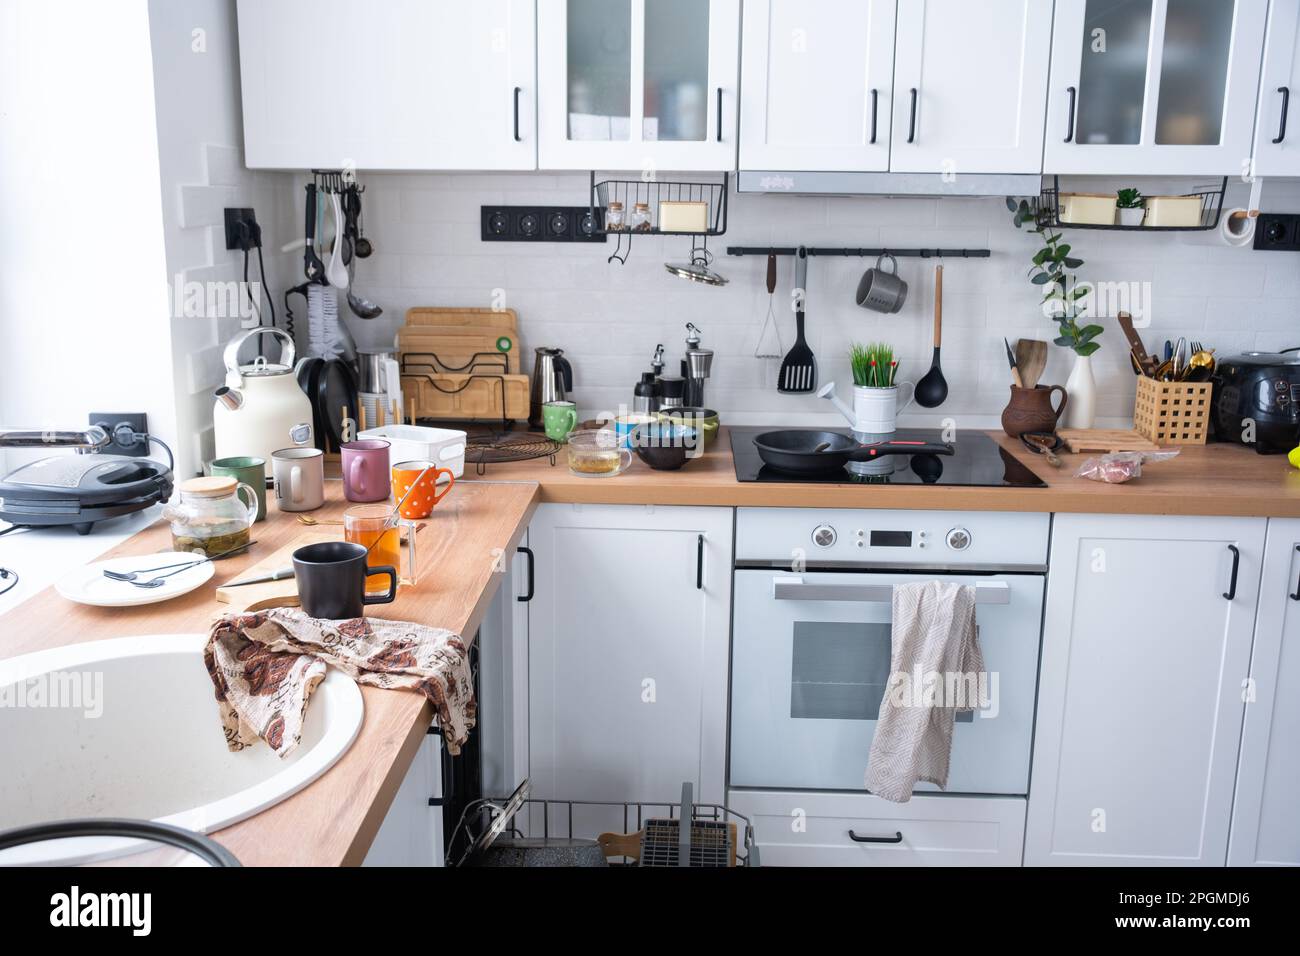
[466,428,1300,518]
[0,480,539,867]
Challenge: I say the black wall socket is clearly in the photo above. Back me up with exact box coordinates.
[224,207,258,250]
[1253,212,1300,251]
[481,205,605,242]
[88,413,150,458]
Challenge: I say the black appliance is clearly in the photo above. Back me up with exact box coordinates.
[0,428,173,534]
[730,427,1045,488]
[1210,350,1300,454]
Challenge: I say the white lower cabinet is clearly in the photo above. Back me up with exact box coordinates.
[526,503,732,838]
[1229,518,1300,866]
[728,790,1025,866]
[363,733,444,868]
[1025,514,1266,866]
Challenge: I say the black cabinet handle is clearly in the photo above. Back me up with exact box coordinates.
[849,830,903,844]
[1064,85,1077,143]
[716,87,723,142]
[513,86,522,142]
[1274,86,1290,144]
[907,88,917,143]
[1290,545,1300,601]
[1223,544,1240,601]
[869,88,878,144]
[696,534,704,590]
[517,545,534,602]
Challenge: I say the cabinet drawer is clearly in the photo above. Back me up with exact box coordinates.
[728,790,1024,866]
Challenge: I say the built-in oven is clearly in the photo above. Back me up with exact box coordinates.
[730,508,1050,797]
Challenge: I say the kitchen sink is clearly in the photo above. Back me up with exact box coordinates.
[0,633,363,865]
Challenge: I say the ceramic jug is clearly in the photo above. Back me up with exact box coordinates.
[1001,384,1068,438]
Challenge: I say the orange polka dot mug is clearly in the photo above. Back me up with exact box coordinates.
[391,459,455,519]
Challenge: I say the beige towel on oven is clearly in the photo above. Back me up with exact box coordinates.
[864,581,984,803]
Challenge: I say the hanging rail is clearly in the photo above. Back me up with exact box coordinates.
[726,246,991,258]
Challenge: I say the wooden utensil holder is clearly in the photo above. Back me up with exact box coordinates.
[1133,377,1212,445]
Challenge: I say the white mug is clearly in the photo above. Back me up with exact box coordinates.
[272,447,325,512]
[852,383,915,435]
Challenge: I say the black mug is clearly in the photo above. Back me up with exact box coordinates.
[291,541,397,620]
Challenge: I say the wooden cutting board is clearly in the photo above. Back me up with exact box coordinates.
[215,532,334,612]
[397,327,520,374]
[1058,428,1160,453]
[405,306,517,330]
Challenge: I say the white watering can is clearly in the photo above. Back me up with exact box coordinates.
[817,381,915,438]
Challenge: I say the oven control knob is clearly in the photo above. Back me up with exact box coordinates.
[812,525,837,548]
[946,528,971,551]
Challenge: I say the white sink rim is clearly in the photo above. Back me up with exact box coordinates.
[0,633,363,865]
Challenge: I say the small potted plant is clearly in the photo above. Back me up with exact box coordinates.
[1116,188,1145,227]
[818,343,915,436]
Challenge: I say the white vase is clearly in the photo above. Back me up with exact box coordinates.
[1118,206,1144,227]
[1063,353,1097,429]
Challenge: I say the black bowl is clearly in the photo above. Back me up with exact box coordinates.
[631,423,700,471]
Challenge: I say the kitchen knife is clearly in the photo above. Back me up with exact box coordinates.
[1117,312,1155,376]
[224,567,294,588]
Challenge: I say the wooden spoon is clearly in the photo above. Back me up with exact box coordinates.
[1015,339,1048,390]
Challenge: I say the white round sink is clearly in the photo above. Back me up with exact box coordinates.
[0,634,363,865]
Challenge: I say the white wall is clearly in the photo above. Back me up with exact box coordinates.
[0,0,175,471]
[320,171,1300,428]
[147,0,297,479]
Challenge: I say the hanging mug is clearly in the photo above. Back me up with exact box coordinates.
[855,253,909,314]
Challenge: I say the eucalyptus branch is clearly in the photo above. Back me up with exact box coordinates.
[1006,197,1103,357]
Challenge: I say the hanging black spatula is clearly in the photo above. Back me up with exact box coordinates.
[778,246,816,393]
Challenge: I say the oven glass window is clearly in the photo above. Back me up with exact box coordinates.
[790,622,892,720]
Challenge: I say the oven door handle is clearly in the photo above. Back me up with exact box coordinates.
[771,577,1009,604]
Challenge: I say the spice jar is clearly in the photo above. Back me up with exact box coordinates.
[163,476,258,557]
[605,200,625,231]
[631,202,652,232]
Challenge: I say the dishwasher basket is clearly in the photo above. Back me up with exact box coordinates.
[452,780,758,867]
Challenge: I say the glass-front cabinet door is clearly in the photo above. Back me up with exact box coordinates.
[537,0,740,170]
[1043,0,1268,175]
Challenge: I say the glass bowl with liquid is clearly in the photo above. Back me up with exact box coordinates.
[566,429,632,478]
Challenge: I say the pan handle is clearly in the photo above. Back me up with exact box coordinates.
[845,440,954,461]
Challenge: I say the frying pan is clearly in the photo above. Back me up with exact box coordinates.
[753,430,954,477]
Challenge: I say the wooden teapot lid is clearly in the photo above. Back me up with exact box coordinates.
[179,476,237,498]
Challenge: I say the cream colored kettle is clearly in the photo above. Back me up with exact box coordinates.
[213,328,314,467]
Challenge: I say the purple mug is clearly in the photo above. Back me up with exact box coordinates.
[341,439,391,503]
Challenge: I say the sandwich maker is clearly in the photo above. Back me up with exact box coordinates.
[0,451,173,535]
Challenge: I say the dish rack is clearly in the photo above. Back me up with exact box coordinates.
[454,781,758,867]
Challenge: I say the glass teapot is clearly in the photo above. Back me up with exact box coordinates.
[163,476,258,557]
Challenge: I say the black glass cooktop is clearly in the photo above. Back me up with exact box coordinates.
[729,427,1047,488]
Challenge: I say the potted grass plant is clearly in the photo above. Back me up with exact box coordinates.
[839,342,914,435]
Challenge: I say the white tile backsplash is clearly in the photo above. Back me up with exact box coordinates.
[319,171,1300,427]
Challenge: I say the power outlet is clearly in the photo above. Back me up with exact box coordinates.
[224,207,258,250]
[88,413,150,458]
[1253,212,1300,251]
[480,205,604,242]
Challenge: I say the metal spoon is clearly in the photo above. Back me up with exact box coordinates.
[103,541,255,583]
[346,256,383,319]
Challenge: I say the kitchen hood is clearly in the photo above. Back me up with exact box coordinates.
[737,170,1042,197]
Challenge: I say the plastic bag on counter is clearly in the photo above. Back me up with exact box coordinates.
[1074,449,1180,483]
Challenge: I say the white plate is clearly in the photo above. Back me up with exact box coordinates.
[56,552,216,607]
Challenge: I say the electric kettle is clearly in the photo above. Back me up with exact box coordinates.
[528,347,574,428]
[213,328,314,467]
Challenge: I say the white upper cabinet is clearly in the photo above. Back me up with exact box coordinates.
[1229,518,1300,867]
[1044,0,1268,176]
[1252,1,1300,177]
[739,0,897,172]
[537,0,740,170]
[237,0,537,170]
[889,0,1053,174]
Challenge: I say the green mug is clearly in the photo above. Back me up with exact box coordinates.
[209,456,267,521]
[542,401,578,442]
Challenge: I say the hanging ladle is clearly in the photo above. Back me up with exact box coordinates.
[914,263,948,408]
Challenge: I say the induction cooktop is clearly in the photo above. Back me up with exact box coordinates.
[729,427,1047,488]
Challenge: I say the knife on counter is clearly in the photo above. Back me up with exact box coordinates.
[224,567,294,588]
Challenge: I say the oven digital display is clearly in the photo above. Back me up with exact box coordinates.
[869,530,912,548]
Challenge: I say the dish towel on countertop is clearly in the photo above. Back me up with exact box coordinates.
[204,607,476,758]
[864,581,984,803]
